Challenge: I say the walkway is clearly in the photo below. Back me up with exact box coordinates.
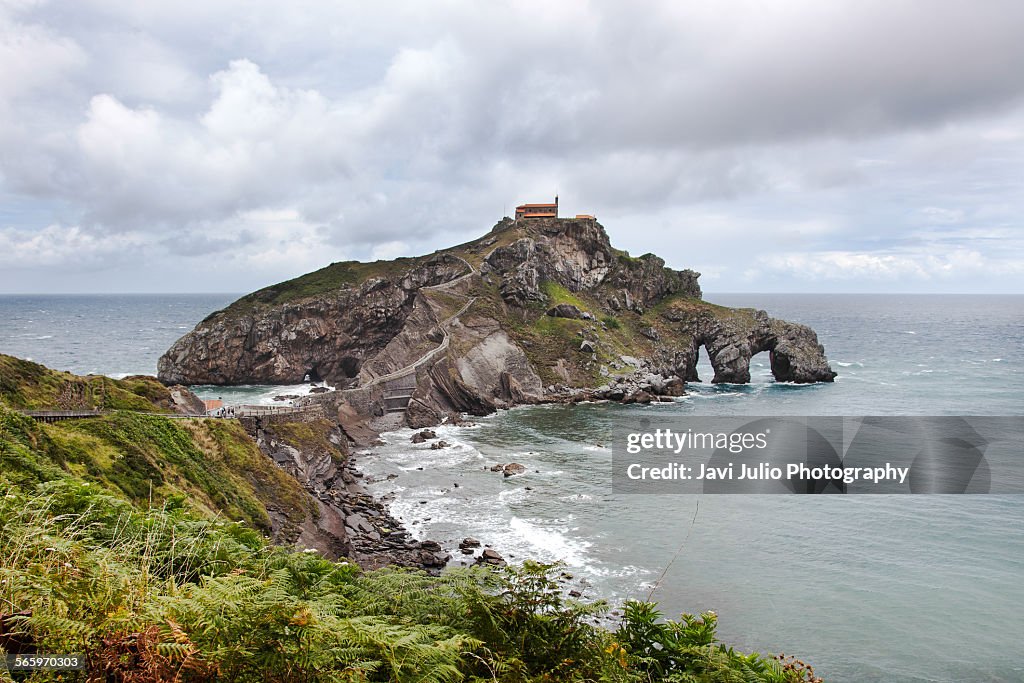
[19,403,324,423]
[347,256,478,413]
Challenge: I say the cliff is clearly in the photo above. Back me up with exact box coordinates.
[0,357,449,571]
[159,217,835,425]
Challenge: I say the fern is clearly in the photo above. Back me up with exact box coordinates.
[0,455,821,682]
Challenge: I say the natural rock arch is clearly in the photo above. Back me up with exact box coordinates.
[674,311,836,384]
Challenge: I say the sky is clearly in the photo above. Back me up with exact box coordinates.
[1,0,1023,294]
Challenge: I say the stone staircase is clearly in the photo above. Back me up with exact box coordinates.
[382,376,417,413]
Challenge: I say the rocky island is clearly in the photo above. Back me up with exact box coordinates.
[0,216,833,682]
[159,215,835,427]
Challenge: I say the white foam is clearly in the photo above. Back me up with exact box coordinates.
[508,517,591,566]
[561,493,593,502]
[498,488,529,503]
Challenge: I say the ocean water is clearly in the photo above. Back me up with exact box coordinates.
[1,293,1022,682]
[0,293,326,404]
[0,294,237,378]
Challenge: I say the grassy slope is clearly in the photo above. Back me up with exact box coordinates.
[210,219,520,320]
[222,256,427,314]
[0,358,818,682]
[469,278,732,388]
[0,354,315,533]
[0,404,311,534]
[0,354,183,412]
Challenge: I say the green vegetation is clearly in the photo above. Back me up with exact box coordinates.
[0,403,310,533]
[0,354,174,413]
[609,247,642,263]
[0,358,822,681]
[0,480,818,682]
[224,257,425,313]
[539,281,588,309]
[601,315,621,330]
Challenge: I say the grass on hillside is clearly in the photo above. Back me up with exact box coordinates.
[0,404,310,534]
[0,354,174,413]
[0,478,820,682]
[0,353,822,682]
[540,281,588,310]
[223,257,426,313]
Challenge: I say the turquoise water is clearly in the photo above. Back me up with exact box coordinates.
[2,293,1022,681]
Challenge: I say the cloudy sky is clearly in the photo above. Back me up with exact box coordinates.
[1,0,1023,294]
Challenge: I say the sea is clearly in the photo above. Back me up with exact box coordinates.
[1,292,1022,683]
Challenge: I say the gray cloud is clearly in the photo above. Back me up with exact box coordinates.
[0,0,1022,293]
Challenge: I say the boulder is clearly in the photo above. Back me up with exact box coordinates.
[503,463,526,477]
[661,377,686,396]
[640,326,661,341]
[546,303,585,319]
[623,390,654,404]
[168,385,207,415]
[411,429,437,444]
[476,548,506,566]
[405,398,444,429]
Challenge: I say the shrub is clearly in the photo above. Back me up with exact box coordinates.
[601,315,621,330]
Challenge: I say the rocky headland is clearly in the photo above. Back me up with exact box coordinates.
[159,216,835,428]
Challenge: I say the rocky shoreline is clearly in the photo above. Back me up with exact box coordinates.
[347,420,514,570]
[251,414,453,573]
[250,405,527,573]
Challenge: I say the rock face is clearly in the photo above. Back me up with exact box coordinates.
[158,254,469,385]
[502,463,526,477]
[256,418,450,572]
[658,304,837,384]
[160,216,835,426]
[166,385,207,415]
[480,218,700,309]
